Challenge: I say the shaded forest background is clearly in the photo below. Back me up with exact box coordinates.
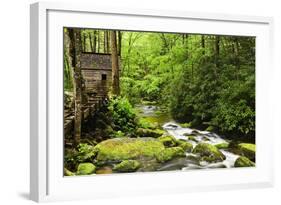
[64,29,255,140]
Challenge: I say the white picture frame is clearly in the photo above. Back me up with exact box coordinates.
[30,2,274,202]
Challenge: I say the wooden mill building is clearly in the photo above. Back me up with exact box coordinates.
[80,52,121,97]
[64,52,121,137]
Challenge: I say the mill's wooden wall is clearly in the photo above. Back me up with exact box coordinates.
[80,53,120,96]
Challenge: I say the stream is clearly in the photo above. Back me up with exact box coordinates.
[137,104,241,171]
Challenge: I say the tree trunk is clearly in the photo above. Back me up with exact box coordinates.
[82,31,86,52]
[97,31,100,53]
[110,31,120,95]
[118,31,122,56]
[201,35,205,55]
[104,31,107,53]
[64,29,74,90]
[89,32,94,52]
[93,31,97,53]
[214,36,220,64]
[106,31,110,53]
[68,28,83,146]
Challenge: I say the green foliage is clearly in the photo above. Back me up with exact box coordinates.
[108,96,137,133]
[64,143,97,171]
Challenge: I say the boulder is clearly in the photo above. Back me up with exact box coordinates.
[192,143,226,162]
[93,137,165,162]
[64,168,75,176]
[234,156,255,167]
[237,143,256,161]
[156,147,186,163]
[176,140,193,152]
[113,160,141,172]
[136,128,165,138]
[158,135,177,147]
[76,163,96,175]
[215,142,230,149]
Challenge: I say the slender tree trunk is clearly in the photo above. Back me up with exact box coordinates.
[118,31,122,56]
[93,31,97,53]
[215,36,220,63]
[201,35,205,55]
[68,28,83,147]
[82,31,86,52]
[106,31,110,53]
[104,31,107,53]
[110,31,120,95]
[64,29,74,90]
[213,35,220,78]
[97,31,100,53]
[89,32,94,52]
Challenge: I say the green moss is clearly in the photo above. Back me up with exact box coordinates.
[234,156,255,167]
[176,140,193,152]
[113,160,141,172]
[215,142,230,149]
[138,118,158,129]
[94,138,165,162]
[158,135,177,147]
[156,147,186,163]
[64,168,75,176]
[186,135,198,142]
[76,163,96,175]
[179,122,192,128]
[193,143,226,162]
[136,128,165,138]
[238,143,255,161]
[205,125,214,132]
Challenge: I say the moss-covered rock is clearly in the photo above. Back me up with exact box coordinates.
[186,135,198,142]
[193,143,226,162]
[136,128,165,138]
[158,135,177,147]
[76,163,96,175]
[156,147,186,163]
[179,122,192,128]
[94,137,165,162]
[176,140,193,152]
[234,156,255,167]
[215,142,230,149]
[237,143,255,161]
[113,160,141,172]
[64,168,75,176]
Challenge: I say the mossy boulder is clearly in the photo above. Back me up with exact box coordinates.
[93,137,165,162]
[237,143,255,161]
[156,147,186,163]
[76,163,96,175]
[215,142,230,149]
[234,156,255,167]
[158,135,177,147]
[193,143,226,162]
[113,160,141,172]
[179,122,192,128]
[186,135,198,142]
[64,168,75,176]
[176,140,193,152]
[136,128,165,138]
